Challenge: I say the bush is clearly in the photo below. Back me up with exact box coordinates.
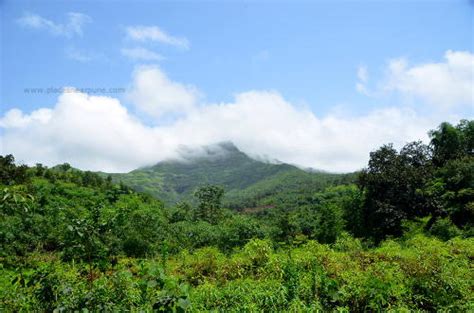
[429,217,462,241]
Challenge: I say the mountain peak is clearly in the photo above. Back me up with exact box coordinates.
[172,141,246,163]
[215,141,240,152]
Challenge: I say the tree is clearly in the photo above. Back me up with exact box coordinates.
[316,202,345,244]
[430,156,474,228]
[218,214,264,251]
[169,201,194,223]
[456,119,474,155]
[429,120,474,166]
[194,185,225,224]
[314,185,364,238]
[427,120,474,229]
[287,187,348,244]
[58,163,72,172]
[35,163,46,177]
[358,142,433,240]
[0,155,29,185]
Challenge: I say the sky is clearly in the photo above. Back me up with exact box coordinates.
[0,0,473,172]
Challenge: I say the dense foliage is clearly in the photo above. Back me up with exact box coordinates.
[1,120,472,311]
[358,120,474,242]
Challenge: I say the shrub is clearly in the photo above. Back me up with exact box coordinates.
[429,217,462,241]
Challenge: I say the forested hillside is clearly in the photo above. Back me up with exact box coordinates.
[1,120,473,311]
[107,142,356,209]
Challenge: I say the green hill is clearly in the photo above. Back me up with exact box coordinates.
[108,142,356,208]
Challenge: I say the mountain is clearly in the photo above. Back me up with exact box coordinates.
[108,142,356,208]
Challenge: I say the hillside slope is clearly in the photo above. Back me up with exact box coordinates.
[109,142,355,208]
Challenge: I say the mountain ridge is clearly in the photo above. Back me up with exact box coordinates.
[108,142,355,208]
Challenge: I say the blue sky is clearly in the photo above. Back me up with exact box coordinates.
[0,0,473,172]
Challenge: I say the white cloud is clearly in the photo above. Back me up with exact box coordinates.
[0,108,52,128]
[125,26,189,49]
[355,83,369,96]
[357,65,368,83]
[159,92,434,172]
[127,66,199,118]
[1,91,162,172]
[1,72,441,173]
[385,50,473,108]
[356,65,370,95]
[357,50,474,109]
[17,12,91,37]
[121,47,164,61]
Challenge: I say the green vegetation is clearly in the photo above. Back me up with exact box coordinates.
[1,120,473,311]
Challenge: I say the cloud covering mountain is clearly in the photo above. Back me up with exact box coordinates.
[1,51,472,172]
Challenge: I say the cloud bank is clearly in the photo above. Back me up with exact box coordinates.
[1,51,472,173]
[0,74,436,173]
[0,85,432,173]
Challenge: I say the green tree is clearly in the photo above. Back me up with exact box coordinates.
[169,201,194,223]
[0,155,29,185]
[427,120,474,229]
[218,214,264,251]
[35,163,46,177]
[430,156,474,228]
[358,142,433,240]
[58,163,72,172]
[194,185,225,224]
[429,120,473,166]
